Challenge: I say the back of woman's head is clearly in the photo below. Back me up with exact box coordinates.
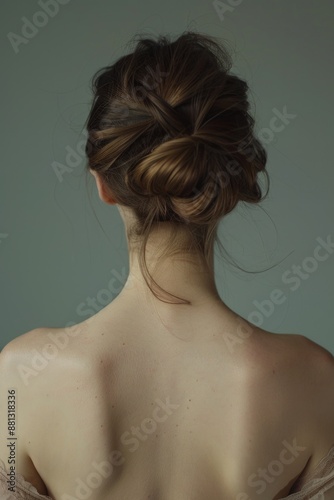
[85,30,269,305]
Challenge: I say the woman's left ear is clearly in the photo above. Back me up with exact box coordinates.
[90,169,116,205]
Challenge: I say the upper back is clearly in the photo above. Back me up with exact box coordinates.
[1,311,333,500]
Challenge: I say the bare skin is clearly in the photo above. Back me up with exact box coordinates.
[1,173,333,499]
[1,299,334,500]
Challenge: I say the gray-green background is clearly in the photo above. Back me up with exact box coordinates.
[1,0,333,352]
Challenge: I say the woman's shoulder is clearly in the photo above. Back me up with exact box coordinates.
[1,324,333,433]
[1,323,332,386]
[245,328,334,393]
[248,329,334,447]
[243,327,333,373]
[269,331,334,384]
[0,323,90,387]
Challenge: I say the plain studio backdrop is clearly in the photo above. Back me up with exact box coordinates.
[0,0,333,353]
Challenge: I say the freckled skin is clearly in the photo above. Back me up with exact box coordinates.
[6,299,330,500]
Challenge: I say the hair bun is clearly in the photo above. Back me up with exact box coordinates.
[126,135,206,197]
[126,127,267,224]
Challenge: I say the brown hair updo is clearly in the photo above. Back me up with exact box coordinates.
[85,31,269,305]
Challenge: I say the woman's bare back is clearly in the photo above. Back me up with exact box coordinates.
[2,299,333,500]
